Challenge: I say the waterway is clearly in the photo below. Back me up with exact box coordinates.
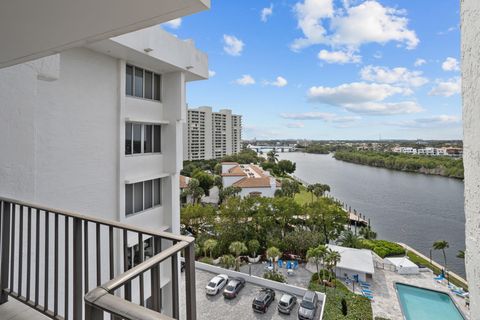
[278,152,466,277]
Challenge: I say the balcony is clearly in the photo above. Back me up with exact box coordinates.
[0,197,197,320]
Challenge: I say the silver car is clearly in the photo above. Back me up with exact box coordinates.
[298,291,318,320]
[278,293,297,315]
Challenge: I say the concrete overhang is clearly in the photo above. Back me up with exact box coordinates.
[0,0,210,69]
[88,26,208,81]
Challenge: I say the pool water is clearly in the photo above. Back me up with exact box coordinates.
[396,283,465,320]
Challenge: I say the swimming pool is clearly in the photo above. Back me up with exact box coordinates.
[395,283,465,320]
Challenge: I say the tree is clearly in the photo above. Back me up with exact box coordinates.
[182,178,204,204]
[306,245,327,282]
[248,239,260,258]
[192,170,214,195]
[229,241,247,271]
[338,230,361,249]
[219,254,236,269]
[271,197,299,239]
[312,183,330,198]
[277,160,296,175]
[433,240,449,272]
[219,186,242,202]
[267,150,279,163]
[307,199,347,243]
[213,175,223,188]
[280,179,300,198]
[266,246,281,271]
[203,239,218,259]
[457,250,465,260]
[359,226,377,240]
[180,204,215,235]
[325,249,341,282]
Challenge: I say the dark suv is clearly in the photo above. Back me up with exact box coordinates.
[252,288,275,313]
[298,291,318,320]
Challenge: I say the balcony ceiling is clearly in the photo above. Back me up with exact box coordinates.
[0,0,210,69]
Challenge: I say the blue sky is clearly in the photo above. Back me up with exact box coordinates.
[163,0,461,140]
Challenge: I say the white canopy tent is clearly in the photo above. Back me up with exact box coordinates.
[385,257,419,275]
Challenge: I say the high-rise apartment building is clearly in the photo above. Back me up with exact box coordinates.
[183,107,242,160]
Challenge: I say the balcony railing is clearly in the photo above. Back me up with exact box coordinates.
[0,197,196,320]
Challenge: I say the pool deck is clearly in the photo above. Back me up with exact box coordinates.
[367,264,470,320]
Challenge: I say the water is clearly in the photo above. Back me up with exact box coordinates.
[278,152,466,277]
[396,283,465,320]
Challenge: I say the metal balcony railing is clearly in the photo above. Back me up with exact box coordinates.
[0,197,197,320]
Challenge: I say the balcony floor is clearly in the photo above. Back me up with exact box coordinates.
[0,298,50,320]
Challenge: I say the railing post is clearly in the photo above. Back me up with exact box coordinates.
[73,217,83,319]
[0,201,11,304]
[171,248,179,319]
[184,242,196,320]
[85,304,104,320]
[150,236,162,312]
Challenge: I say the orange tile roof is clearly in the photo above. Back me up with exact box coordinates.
[232,177,280,188]
[180,175,189,189]
[221,162,240,165]
[221,165,247,177]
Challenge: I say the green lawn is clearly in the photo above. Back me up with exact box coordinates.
[309,277,373,320]
[294,188,317,206]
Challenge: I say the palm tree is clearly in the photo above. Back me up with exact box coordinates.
[267,150,279,163]
[433,240,449,274]
[203,239,218,259]
[220,254,236,269]
[266,246,282,271]
[338,230,361,248]
[325,249,341,282]
[457,250,465,260]
[248,239,260,258]
[359,226,377,240]
[306,245,326,283]
[229,241,247,271]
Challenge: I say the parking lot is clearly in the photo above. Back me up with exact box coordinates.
[179,269,322,320]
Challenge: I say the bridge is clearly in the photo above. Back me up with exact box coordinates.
[247,144,297,153]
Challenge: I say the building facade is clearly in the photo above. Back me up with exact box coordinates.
[183,107,242,160]
[0,25,207,316]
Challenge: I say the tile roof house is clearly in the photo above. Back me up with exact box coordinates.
[221,162,281,198]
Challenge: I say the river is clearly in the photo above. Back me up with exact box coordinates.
[278,152,466,277]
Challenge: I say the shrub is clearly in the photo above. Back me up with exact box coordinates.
[263,271,286,283]
[199,257,213,265]
[311,269,333,283]
[341,298,348,316]
[360,239,405,258]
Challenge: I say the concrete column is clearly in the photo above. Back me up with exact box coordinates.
[462,0,480,314]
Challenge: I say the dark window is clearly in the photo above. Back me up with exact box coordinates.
[154,178,161,206]
[133,124,142,154]
[134,182,143,213]
[126,65,133,96]
[125,184,133,216]
[144,180,153,209]
[154,74,161,101]
[144,71,153,99]
[134,67,143,98]
[144,125,152,153]
[125,123,132,155]
[154,125,161,153]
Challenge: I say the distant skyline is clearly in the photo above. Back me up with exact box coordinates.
[163,0,461,140]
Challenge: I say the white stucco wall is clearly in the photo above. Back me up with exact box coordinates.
[238,186,277,198]
[462,0,480,315]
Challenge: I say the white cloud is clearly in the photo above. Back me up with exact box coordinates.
[429,77,461,97]
[265,76,288,87]
[291,0,419,52]
[285,122,305,128]
[261,4,274,22]
[235,74,256,86]
[208,70,216,78]
[307,82,422,115]
[414,58,426,67]
[442,57,460,71]
[437,26,457,36]
[281,112,361,122]
[389,115,461,128]
[318,49,361,64]
[162,18,182,29]
[360,65,428,88]
[223,35,244,56]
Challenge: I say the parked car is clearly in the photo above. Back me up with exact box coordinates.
[278,293,297,315]
[298,291,318,320]
[205,274,228,296]
[252,288,275,313]
[223,277,246,299]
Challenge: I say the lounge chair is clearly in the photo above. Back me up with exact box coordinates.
[434,275,444,281]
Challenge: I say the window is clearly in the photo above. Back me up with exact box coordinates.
[126,65,133,96]
[125,122,161,155]
[125,178,162,216]
[132,124,142,154]
[125,123,132,155]
[134,67,143,98]
[144,71,153,99]
[126,64,161,102]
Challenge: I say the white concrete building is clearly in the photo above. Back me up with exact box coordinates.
[462,0,480,314]
[0,24,208,316]
[183,107,242,160]
[221,162,281,198]
[326,245,375,282]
